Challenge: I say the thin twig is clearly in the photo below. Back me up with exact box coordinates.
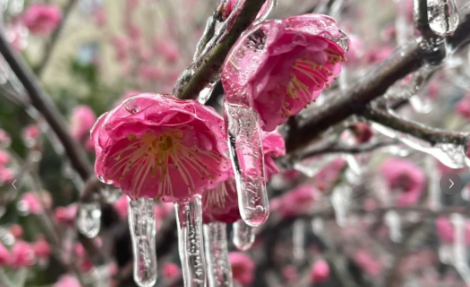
[362,107,469,146]
[300,140,397,159]
[36,0,78,77]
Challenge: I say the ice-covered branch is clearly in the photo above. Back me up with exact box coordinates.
[175,0,266,100]
[284,2,470,154]
[362,107,469,146]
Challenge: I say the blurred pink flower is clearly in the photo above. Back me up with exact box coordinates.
[436,216,470,245]
[154,40,179,64]
[354,249,383,277]
[10,224,23,238]
[20,192,43,214]
[162,262,181,280]
[282,265,298,282]
[6,20,28,51]
[310,260,330,283]
[262,130,285,180]
[0,167,14,184]
[54,204,78,227]
[271,184,319,218]
[112,36,132,62]
[22,4,61,36]
[10,241,35,268]
[93,7,106,27]
[91,94,230,201]
[222,14,346,132]
[456,95,470,119]
[22,125,41,146]
[125,22,141,42]
[0,129,11,147]
[53,275,82,287]
[32,236,51,259]
[344,34,364,65]
[70,106,96,141]
[314,157,346,192]
[229,252,255,286]
[380,158,425,206]
[0,243,10,266]
[0,150,9,166]
[113,195,128,219]
[138,65,163,81]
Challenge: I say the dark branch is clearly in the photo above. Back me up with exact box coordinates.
[175,0,266,100]
[284,3,470,154]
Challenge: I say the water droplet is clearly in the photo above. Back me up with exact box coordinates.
[293,219,305,264]
[428,0,459,36]
[198,79,219,105]
[232,219,255,251]
[128,198,157,287]
[384,210,402,243]
[175,196,207,287]
[204,222,233,287]
[77,202,102,238]
[224,103,269,227]
[125,100,141,114]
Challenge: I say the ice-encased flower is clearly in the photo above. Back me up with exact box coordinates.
[91,93,230,201]
[222,14,347,132]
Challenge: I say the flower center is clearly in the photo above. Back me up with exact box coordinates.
[107,130,226,199]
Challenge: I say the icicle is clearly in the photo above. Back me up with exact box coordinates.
[384,210,402,243]
[451,213,467,269]
[292,219,305,264]
[394,0,411,45]
[203,222,233,287]
[128,198,157,287]
[409,95,433,114]
[311,217,324,235]
[330,185,351,227]
[77,202,101,238]
[425,156,441,210]
[427,0,459,36]
[225,103,269,227]
[175,196,207,287]
[253,0,277,25]
[438,243,453,264]
[232,219,255,251]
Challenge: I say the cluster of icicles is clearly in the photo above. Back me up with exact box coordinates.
[74,0,464,286]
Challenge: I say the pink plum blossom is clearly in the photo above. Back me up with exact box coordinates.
[22,4,61,36]
[229,252,255,286]
[138,65,162,81]
[380,158,425,206]
[271,184,319,218]
[22,125,41,147]
[154,40,179,64]
[54,204,78,227]
[10,224,23,238]
[0,243,10,266]
[32,236,51,259]
[0,167,14,184]
[354,249,383,277]
[344,34,364,66]
[162,262,181,280]
[314,157,346,192]
[350,123,374,143]
[309,260,330,283]
[222,14,347,132]
[53,275,82,287]
[91,94,230,201]
[93,8,106,27]
[70,106,97,141]
[10,241,35,268]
